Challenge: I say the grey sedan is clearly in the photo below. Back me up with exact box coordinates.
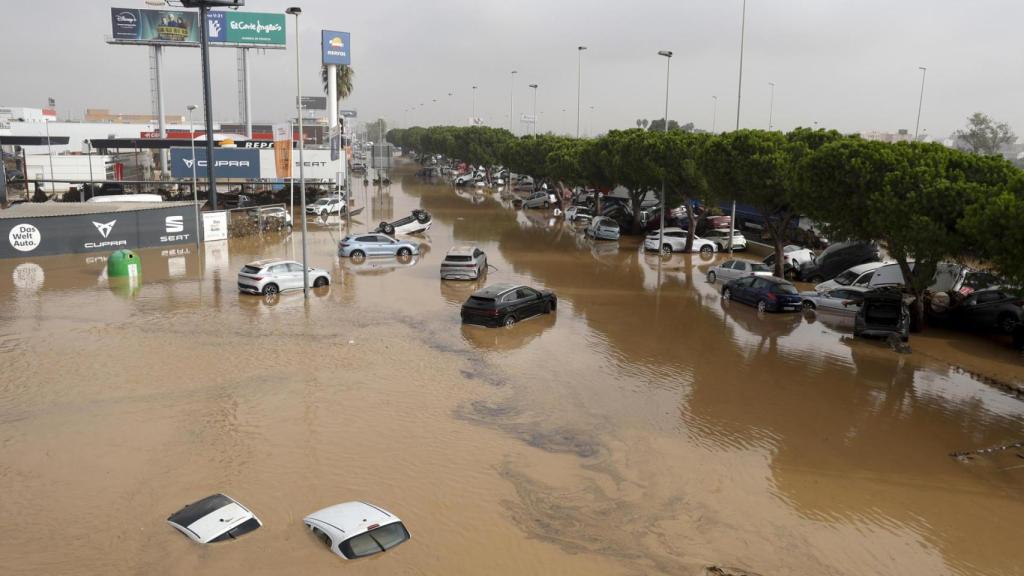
[706,259,772,283]
[338,233,419,259]
[799,286,868,313]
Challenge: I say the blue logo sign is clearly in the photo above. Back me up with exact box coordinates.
[170,148,260,179]
[321,30,351,65]
[206,11,226,42]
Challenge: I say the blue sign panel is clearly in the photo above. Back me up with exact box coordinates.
[322,30,351,65]
[170,148,260,179]
[206,11,226,42]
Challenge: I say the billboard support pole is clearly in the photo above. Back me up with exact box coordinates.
[153,46,168,178]
[198,4,218,210]
[238,48,253,139]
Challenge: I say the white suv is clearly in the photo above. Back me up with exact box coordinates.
[703,229,747,251]
[237,258,330,296]
[441,246,488,280]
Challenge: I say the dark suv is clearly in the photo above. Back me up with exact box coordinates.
[798,241,880,283]
[461,283,557,328]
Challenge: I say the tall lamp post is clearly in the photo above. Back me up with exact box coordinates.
[768,81,775,130]
[577,46,587,138]
[914,66,927,140]
[712,95,718,134]
[472,85,477,124]
[179,0,237,210]
[657,50,672,253]
[187,104,201,253]
[528,84,538,135]
[286,6,309,298]
[730,0,747,255]
[509,70,518,135]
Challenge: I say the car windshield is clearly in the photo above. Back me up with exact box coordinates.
[833,270,858,285]
[751,263,771,272]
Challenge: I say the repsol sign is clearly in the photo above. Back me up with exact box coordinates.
[1,205,200,259]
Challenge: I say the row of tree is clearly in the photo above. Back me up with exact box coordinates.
[387,125,1024,325]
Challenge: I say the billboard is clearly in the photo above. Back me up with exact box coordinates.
[170,148,260,179]
[1,204,199,259]
[109,8,286,48]
[111,8,199,43]
[321,30,351,65]
[272,123,292,179]
[299,96,327,111]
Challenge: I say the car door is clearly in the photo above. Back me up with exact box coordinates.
[820,289,850,313]
[733,261,750,279]
[964,291,1002,329]
[731,276,755,302]
[718,261,737,281]
[516,287,542,317]
[747,277,771,304]
[473,249,486,272]
[285,262,305,290]
[267,264,291,290]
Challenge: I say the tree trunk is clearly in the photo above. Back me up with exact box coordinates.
[684,199,696,253]
[631,192,643,234]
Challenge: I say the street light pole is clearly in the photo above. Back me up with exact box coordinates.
[577,46,587,138]
[197,4,218,209]
[188,105,200,253]
[731,0,746,255]
[768,81,775,130]
[472,85,477,124]
[529,84,538,135]
[658,51,672,254]
[287,7,309,298]
[510,70,518,135]
[712,95,718,134]
[914,66,927,140]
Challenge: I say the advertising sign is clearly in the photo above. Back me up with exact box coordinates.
[298,96,327,111]
[1,205,199,259]
[321,30,351,65]
[272,123,293,179]
[202,212,228,242]
[110,8,286,48]
[170,148,260,179]
[110,8,199,43]
[339,109,358,118]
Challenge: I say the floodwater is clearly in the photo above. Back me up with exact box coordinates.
[1,160,1023,576]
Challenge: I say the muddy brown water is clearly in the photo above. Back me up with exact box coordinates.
[1,161,1023,576]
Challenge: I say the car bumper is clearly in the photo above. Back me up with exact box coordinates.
[441,270,479,280]
[461,312,501,327]
[238,281,262,294]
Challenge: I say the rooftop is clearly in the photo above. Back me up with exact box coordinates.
[0,201,197,219]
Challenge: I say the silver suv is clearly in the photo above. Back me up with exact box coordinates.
[522,191,554,209]
[237,259,331,296]
[440,246,487,280]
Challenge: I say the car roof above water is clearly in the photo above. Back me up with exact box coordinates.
[246,258,289,268]
[446,246,477,256]
[304,501,398,536]
[472,283,520,298]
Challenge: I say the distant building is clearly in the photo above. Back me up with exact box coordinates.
[859,129,914,143]
[0,107,56,123]
[85,108,184,125]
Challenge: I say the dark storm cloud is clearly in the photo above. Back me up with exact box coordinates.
[1,0,1021,138]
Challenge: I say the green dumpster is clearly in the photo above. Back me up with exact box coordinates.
[107,249,141,279]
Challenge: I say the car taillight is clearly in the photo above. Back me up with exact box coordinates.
[767,292,777,301]
[252,276,263,281]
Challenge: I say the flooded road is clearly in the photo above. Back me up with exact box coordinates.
[1,160,1023,576]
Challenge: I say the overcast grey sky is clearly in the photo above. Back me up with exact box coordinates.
[1,0,1022,138]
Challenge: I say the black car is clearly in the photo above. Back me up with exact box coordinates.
[722,276,802,313]
[939,289,1022,334]
[798,241,880,283]
[854,288,910,342]
[461,283,557,328]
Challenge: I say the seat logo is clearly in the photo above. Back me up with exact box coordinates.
[93,220,117,238]
[165,215,184,233]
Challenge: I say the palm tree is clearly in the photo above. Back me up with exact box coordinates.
[320,64,354,122]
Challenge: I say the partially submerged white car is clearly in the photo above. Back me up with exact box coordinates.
[167,493,262,544]
[304,501,411,560]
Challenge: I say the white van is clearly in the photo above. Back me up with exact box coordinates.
[867,262,910,288]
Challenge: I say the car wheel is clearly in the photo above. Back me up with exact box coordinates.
[757,299,768,313]
[397,247,412,257]
[809,275,824,284]
[313,276,328,288]
[707,271,717,283]
[722,288,732,301]
[350,249,365,260]
[998,314,1018,334]
[262,283,279,296]
[802,300,816,311]
[503,315,517,328]
[661,244,673,255]
[700,244,713,255]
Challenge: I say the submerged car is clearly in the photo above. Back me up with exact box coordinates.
[339,234,419,259]
[706,259,773,283]
[522,191,556,209]
[814,261,887,292]
[722,276,802,313]
[167,493,262,544]
[933,288,1023,334]
[854,288,910,341]
[248,206,293,230]
[441,246,488,280]
[799,286,869,314]
[304,502,411,560]
[763,245,816,277]
[643,227,717,255]
[585,216,620,241]
[703,228,747,251]
[375,209,433,235]
[238,259,331,296]
[307,197,346,217]
[798,241,880,283]
[461,283,557,327]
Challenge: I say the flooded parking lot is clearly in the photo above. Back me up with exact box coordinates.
[1,161,1023,576]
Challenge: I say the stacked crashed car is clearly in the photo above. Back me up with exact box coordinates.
[722,276,802,313]
[167,494,262,544]
[304,502,411,560]
[339,234,419,259]
[461,283,557,327]
[238,259,331,296]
